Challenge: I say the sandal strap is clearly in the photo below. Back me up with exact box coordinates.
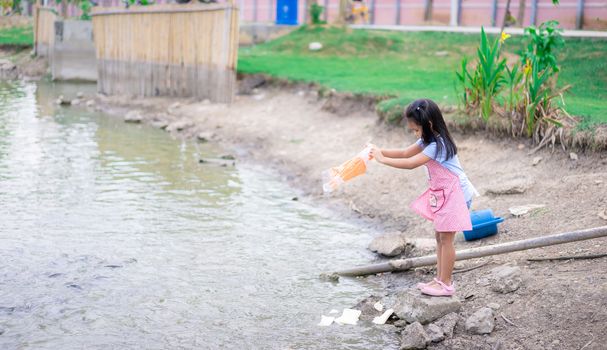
[436,279,455,292]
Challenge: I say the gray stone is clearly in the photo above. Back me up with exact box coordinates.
[489,265,523,293]
[485,178,529,195]
[71,99,81,106]
[394,320,408,328]
[408,238,436,255]
[197,132,214,142]
[465,307,495,334]
[0,59,18,79]
[569,152,578,161]
[368,232,407,257]
[151,120,169,129]
[425,323,445,343]
[486,303,501,310]
[393,288,461,325]
[86,99,95,107]
[76,91,84,98]
[400,322,430,350]
[532,156,542,166]
[433,312,459,338]
[352,295,383,321]
[166,120,194,132]
[124,110,143,123]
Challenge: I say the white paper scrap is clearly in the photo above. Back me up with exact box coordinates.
[334,309,362,325]
[318,315,335,327]
[372,308,394,325]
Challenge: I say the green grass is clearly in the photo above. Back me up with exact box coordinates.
[0,25,33,47]
[238,26,607,124]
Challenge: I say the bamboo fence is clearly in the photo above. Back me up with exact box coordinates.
[33,6,58,57]
[91,3,239,103]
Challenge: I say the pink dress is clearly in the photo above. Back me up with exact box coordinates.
[410,159,472,232]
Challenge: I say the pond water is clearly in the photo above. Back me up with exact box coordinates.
[0,80,400,349]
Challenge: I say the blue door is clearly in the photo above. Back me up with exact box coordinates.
[276,0,298,25]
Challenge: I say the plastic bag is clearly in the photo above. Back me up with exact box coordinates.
[322,145,373,193]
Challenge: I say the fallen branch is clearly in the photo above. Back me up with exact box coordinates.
[335,226,607,277]
[500,313,518,327]
[453,261,490,274]
[527,253,607,262]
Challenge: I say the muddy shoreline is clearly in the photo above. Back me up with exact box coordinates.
[82,80,607,349]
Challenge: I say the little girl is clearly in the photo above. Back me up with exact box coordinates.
[369,98,477,297]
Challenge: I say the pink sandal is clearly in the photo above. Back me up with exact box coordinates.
[416,277,440,290]
[421,279,455,297]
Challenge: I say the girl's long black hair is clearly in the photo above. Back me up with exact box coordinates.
[405,98,457,160]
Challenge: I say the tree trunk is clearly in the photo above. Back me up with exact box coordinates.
[336,0,349,25]
[517,0,526,26]
[424,0,433,21]
[60,0,67,18]
[501,0,512,32]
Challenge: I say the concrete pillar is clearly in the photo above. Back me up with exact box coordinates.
[530,0,538,25]
[491,0,498,26]
[396,0,401,25]
[576,0,585,29]
[450,0,459,26]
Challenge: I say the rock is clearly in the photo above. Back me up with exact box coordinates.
[394,320,408,328]
[465,307,495,334]
[151,120,169,129]
[352,295,383,321]
[434,51,448,57]
[220,154,236,160]
[319,272,339,282]
[196,132,214,142]
[238,75,266,95]
[368,232,407,257]
[393,288,461,324]
[485,178,529,195]
[486,303,500,310]
[598,209,607,221]
[508,204,546,217]
[433,312,459,338]
[124,110,143,123]
[76,91,84,98]
[71,99,81,106]
[532,156,542,166]
[569,152,578,161]
[401,322,430,349]
[489,265,522,293]
[517,143,525,150]
[86,100,95,107]
[0,59,18,79]
[308,42,323,51]
[408,238,435,255]
[166,120,194,132]
[425,323,445,343]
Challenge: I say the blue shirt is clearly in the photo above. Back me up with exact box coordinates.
[416,138,478,201]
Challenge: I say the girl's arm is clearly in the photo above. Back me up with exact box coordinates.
[371,147,431,170]
[378,143,423,159]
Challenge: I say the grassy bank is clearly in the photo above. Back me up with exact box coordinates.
[0,25,33,47]
[238,26,607,124]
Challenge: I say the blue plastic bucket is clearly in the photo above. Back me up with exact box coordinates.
[463,209,504,241]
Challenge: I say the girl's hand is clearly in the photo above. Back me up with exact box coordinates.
[369,145,384,163]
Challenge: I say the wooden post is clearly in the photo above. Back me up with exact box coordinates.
[491,0,498,26]
[395,0,401,25]
[370,0,375,24]
[530,0,537,25]
[335,226,607,277]
[517,0,525,26]
[576,0,585,29]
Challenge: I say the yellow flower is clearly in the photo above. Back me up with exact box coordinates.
[524,59,532,76]
[500,32,511,44]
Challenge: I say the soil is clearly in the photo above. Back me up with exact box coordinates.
[89,82,606,350]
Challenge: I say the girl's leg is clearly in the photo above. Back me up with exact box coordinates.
[438,232,456,285]
[435,231,442,280]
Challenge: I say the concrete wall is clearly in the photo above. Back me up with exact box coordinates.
[51,20,97,81]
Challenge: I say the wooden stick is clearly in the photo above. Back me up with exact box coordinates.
[527,253,607,262]
[500,313,518,327]
[452,261,490,274]
[335,226,607,277]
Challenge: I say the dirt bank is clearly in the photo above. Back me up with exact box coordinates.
[93,84,607,349]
